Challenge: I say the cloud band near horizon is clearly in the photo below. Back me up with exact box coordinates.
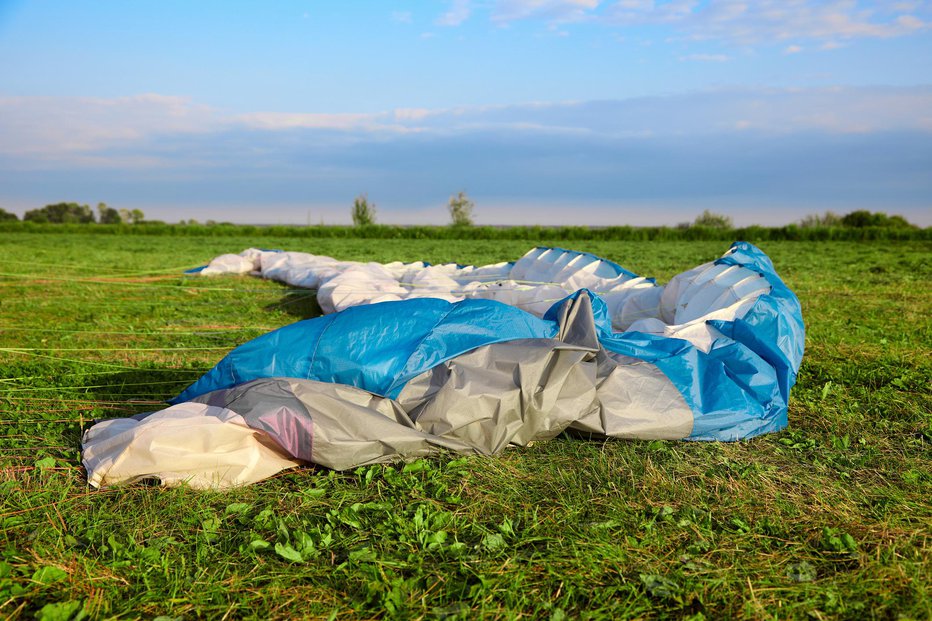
[1,86,930,226]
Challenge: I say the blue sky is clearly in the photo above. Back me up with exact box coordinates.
[1,0,930,225]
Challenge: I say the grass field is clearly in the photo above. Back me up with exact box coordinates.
[1,233,929,620]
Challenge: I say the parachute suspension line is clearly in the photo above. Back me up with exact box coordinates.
[0,272,309,292]
[0,326,274,336]
[0,396,163,405]
[0,346,230,352]
[0,349,211,372]
[1,259,205,276]
[0,379,201,393]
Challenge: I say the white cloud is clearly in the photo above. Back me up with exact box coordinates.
[2,86,931,168]
[679,53,731,61]
[235,112,387,131]
[481,0,931,45]
[783,44,804,54]
[391,11,413,24]
[895,13,926,29]
[0,94,214,160]
[437,0,472,26]
[614,0,932,43]
[492,0,600,22]
[393,108,436,121]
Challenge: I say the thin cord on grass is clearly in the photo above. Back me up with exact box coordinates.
[1,396,165,404]
[0,370,205,384]
[0,326,272,336]
[0,379,196,393]
[0,300,295,313]
[0,433,81,440]
[0,402,153,412]
[0,408,145,417]
[0,466,84,472]
[0,399,163,408]
[0,349,213,372]
[0,272,310,292]
[2,259,203,275]
[0,445,74,450]
[0,346,230,352]
[0,417,126,423]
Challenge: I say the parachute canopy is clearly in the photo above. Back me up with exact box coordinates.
[82,242,804,489]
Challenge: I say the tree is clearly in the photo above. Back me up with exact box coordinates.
[692,209,732,229]
[97,202,122,224]
[23,202,95,223]
[448,191,475,227]
[117,208,145,224]
[0,208,18,222]
[351,194,377,226]
[841,210,878,228]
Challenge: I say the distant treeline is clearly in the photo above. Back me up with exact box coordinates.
[2,220,929,241]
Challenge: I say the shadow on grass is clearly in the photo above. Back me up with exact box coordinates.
[264,290,322,320]
[59,368,201,462]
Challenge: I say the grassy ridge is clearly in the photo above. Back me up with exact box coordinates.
[2,220,930,241]
[0,234,930,619]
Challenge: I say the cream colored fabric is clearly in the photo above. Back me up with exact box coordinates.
[82,403,302,489]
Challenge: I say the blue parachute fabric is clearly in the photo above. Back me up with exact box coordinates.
[171,298,558,404]
[591,242,803,440]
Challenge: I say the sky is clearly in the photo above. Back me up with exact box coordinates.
[0,0,930,226]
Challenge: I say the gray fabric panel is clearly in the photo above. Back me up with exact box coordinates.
[283,379,472,470]
[190,377,475,471]
[396,293,601,453]
[554,290,601,350]
[189,378,317,461]
[396,338,598,453]
[568,350,693,439]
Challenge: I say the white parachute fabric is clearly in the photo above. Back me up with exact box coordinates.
[199,246,768,347]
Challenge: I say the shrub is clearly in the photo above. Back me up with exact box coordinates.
[799,211,842,228]
[840,210,915,228]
